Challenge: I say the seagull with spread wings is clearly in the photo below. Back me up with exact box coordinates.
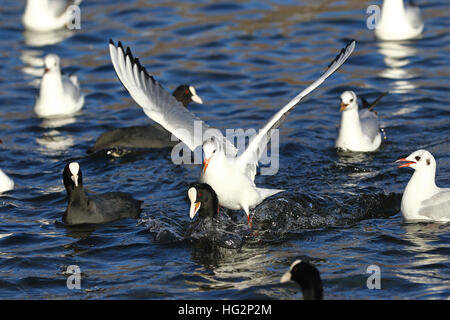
[109,39,355,225]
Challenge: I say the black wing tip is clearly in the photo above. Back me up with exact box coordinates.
[112,40,158,86]
[408,0,417,8]
[367,91,389,111]
[109,39,126,55]
[342,39,356,55]
[117,41,125,53]
[134,57,154,82]
[361,97,370,109]
[125,46,135,63]
[375,90,389,99]
[327,39,356,68]
[346,39,356,50]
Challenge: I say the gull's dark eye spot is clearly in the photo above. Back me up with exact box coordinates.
[350,98,354,102]
[426,159,430,165]
[213,150,216,154]
[415,156,421,161]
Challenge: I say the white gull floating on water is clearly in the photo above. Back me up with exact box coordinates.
[22,0,82,32]
[34,54,84,118]
[396,149,450,222]
[374,0,424,41]
[336,91,387,152]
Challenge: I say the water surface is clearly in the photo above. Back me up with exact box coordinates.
[0,0,449,299]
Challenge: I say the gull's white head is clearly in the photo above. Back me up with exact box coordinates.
[340,91,357,112]
[396,149,436,171]
[44,54,60,74]
[189,86,203,104]
[69,162,80,187]
[202,137,221,174]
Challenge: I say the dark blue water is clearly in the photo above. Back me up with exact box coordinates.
[0,0,448,299]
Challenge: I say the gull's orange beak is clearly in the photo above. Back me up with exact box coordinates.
[203,158,211,174]
[44,68,49,73]
[340,102,348,112]
[395,158,415,168]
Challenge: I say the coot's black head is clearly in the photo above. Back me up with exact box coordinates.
[63,162,83,193]
[187,183,218,219]
[280,260,324,300]
[172,85,203,108]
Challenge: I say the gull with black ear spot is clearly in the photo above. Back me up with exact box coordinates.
[336,90,387,152]
[62,162,142,225]
[34,53,84,118]
[280,260,323,300]
[396,149,450,222]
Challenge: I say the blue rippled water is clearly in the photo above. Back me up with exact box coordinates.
[0,0,448,299]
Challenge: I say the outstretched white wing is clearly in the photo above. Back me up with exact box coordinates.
[238,40,356,181]
[109,40,237,155]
